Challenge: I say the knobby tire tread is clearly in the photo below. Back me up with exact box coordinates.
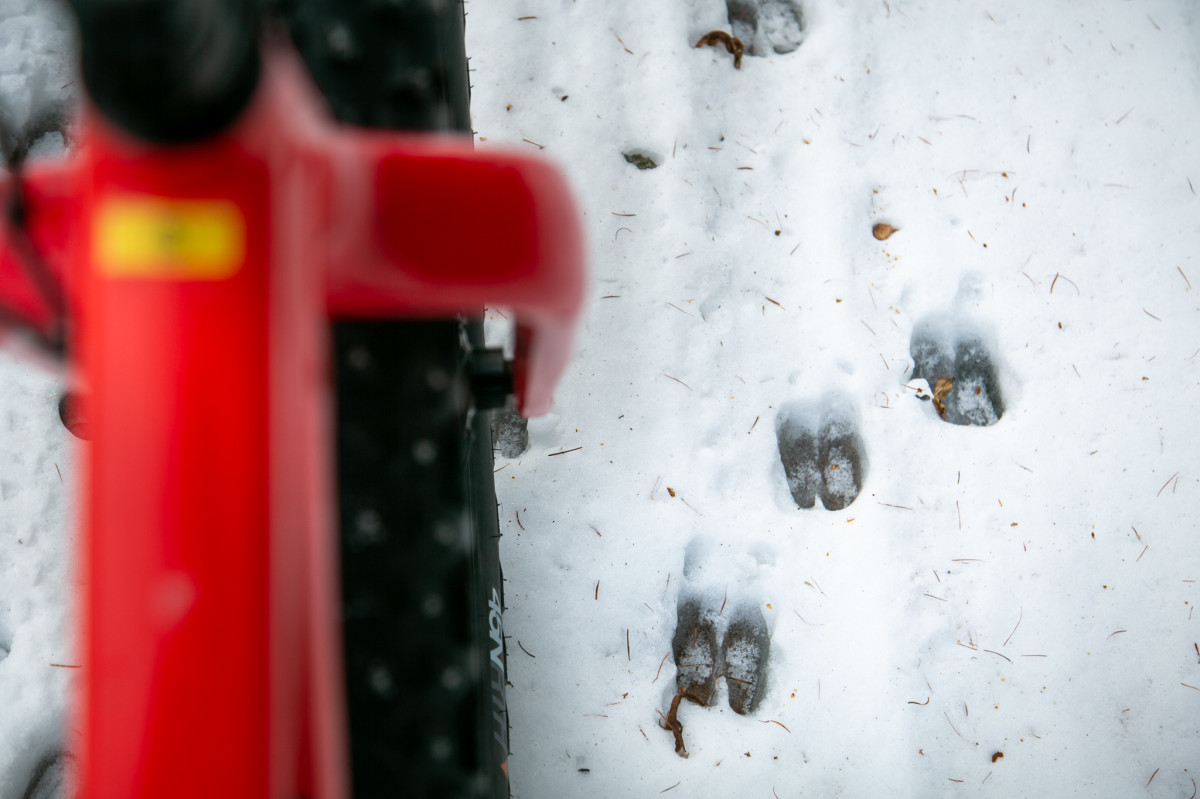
[280,2,510,797]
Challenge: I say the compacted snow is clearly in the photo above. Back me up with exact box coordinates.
[1,0,1198,796]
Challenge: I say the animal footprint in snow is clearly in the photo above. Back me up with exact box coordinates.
[665,542,773,757]
[671,591,771,714]
[721,603,770,715]
[776,398,866,511]
[725,0,806,56]
[910,321,1004,426]
[671,595,721,707]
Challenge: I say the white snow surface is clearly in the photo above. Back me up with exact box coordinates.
[1,0,1199,796]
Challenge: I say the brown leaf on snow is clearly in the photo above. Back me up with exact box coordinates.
[873,222,899,240]
[695,30,745,69]
[933,377,954,420]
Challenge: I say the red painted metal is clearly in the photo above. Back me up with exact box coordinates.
[0,43,584,799]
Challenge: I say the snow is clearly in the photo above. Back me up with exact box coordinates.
[2,0,1199,796]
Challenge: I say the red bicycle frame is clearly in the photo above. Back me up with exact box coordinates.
[0,43,584,798]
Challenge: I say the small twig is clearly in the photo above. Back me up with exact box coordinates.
[1158,472,1180,497]
[748,416,759,434]
[1049,272,1080,295]
[1179,266,1192,290]
[666,302,694,317]
[663,374,693,391]
[522,138,546,150]
[1107,630,1127,639]
[660,781,682,793]
[548,446,583,457]
[595,581,599,600]
[908,698,931,705]
[1143,308,1162,321]
[664,690,688,758]
[517,641,536,658]
[983,649,1012,663]
[944,712,972,742]
[49,663,82,669]
[759,719,792,733]
[1004,607,1023,647]
[515,510,525,530]
[610,29,634,54]
[627,629,631,661]
[653,651,670,683]
[1146,768,1160,788]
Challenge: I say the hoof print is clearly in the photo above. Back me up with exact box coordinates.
[726,0,805,56]
[490,397,529,458]
[910,324,1004,426]
[672,596,720,706]
[817,414,865,512]
[722,604,770,715]
[776,417,819,509]
[777,399,865,511]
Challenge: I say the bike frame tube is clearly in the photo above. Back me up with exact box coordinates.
[0,42,584,798]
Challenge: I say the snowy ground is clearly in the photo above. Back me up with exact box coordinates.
[2,0,1199,797]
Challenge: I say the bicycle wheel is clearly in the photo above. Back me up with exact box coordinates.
[280,2,510,797]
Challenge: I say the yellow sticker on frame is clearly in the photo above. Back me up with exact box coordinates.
[94,197,246,279]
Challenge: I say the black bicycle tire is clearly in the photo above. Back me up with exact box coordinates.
[278,2,510,797]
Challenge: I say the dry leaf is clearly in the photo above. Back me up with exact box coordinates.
[873,222,898,240]
[695,30,745,69]
[932,377,954,420]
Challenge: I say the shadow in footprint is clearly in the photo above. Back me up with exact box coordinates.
[910,320,1004,426]
[776,396,866,511]
[0,616,10,666]
[721,603,770,715]
[726,0,806,56]
[23,752,74,799]
[671,594,721,707]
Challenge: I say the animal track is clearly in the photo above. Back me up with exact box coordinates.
[667,537,773,757]
[671,590,770,715]
[671,594,721,706]
[776,398,866,511]
[726,0,806,57]
[910,321,1004,426]
[490,398,528,459]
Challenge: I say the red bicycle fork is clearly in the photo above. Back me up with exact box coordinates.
[0,46,584,798]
